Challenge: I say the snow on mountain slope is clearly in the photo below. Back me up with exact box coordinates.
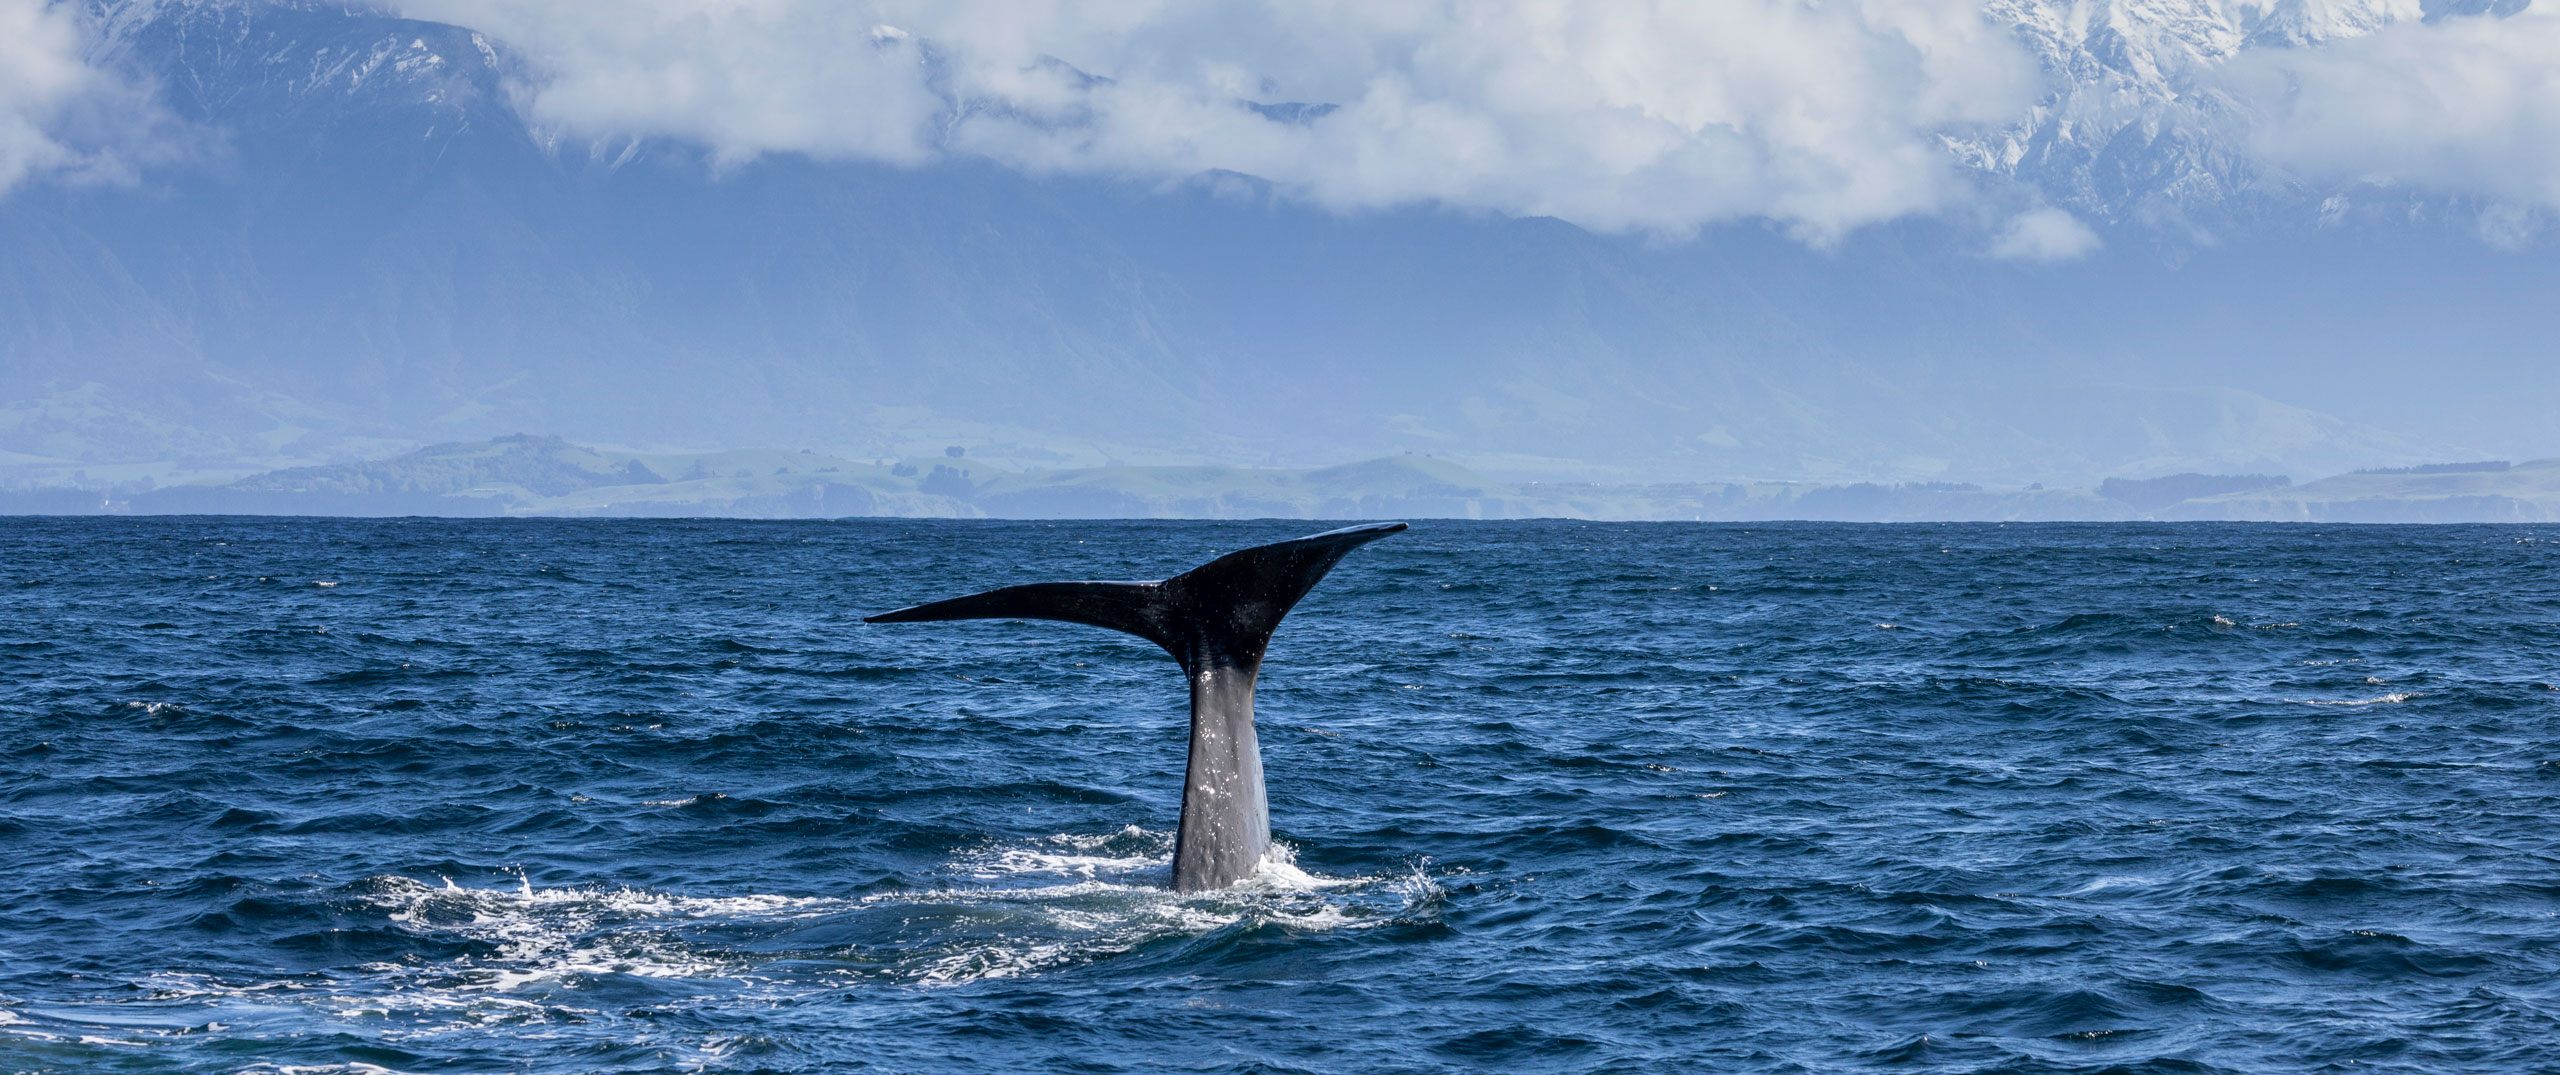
[1959,0,2552,237]
[1960,0,2386,226]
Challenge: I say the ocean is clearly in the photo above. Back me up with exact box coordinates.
[4,517,2557,1073]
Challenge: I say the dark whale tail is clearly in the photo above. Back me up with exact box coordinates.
[865,521,1408,892]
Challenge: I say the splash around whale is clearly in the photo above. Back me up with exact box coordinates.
[866,522,1409,892]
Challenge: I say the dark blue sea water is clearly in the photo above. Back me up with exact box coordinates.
[6,518,2560,1073]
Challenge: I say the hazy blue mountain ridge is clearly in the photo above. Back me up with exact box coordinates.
[17,433,2555,523]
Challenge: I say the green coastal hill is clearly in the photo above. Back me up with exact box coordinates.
[9,435,2558,522]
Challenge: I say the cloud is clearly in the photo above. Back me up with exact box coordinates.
[9,0,2556,248]
[1989,206,2100,261]
[0,0,185,196]
[408,0,947,168]
[0,0,101,192]
[398,0,2042,240]
[2227,9,2560,211]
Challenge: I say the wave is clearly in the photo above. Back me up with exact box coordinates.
[884,829,1438,985]
[0,828,1446,1061]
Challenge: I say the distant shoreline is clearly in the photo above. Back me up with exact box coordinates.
[5,435,2557,525]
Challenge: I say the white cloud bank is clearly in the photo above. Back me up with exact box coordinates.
[400,0,2044,241]
[0,0,106,192]
[1990,206,2101,261]
[8,0,2559,251]
[0,0,188,196]
[2228,9,2560,213]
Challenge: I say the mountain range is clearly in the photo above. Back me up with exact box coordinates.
[2,0,2553,494]
[12,433,2557,523]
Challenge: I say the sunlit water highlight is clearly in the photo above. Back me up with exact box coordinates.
[4,518,2559,1072]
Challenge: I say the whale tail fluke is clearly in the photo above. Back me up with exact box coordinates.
[864,521,1408,892]
[863,581,1176,651]
[863,521,1408,673]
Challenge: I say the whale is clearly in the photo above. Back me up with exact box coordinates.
[865,522,1408,892]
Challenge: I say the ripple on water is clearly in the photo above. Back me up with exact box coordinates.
[6,518,2560,1073]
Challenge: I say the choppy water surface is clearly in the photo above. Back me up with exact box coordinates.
[5,518,2560,1073]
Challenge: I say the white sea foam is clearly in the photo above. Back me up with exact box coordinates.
[348,828,1428,998]
[960,824,1165,882]
[135,971,311,1000]
[2290,692,2418,706]
[18,830,1442,1051]
[350,874,850,1001]
[2062,874,2159,896]
[874,829,1434,985]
